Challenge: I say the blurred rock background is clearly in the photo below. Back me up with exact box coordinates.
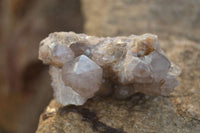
[0,0,83,133]
[0,0,200,133]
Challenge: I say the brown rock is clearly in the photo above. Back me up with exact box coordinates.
[163,38,200,121]
[82,0,200,42]
[36,39,200,133]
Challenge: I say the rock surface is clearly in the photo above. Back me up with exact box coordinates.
[82,0,200,41]
[36,39,200,133]
[36,0,200,132]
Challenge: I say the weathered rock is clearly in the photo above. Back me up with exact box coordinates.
[163,39,200,121]
[82,0,200,42]
[36,38,200,133]
[39,32,180,106]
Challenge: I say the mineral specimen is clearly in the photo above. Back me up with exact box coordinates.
[39,32,180,106]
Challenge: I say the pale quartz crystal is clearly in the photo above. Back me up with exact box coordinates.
[39,42,74,67]
[39,32,180,106]
[62,55,103,98]
[49,66,86,106]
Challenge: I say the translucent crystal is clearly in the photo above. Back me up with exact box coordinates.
[148,51,171,79]
[160,75,178,96]
[62,55,103,98]
[49,66,86,106]
[39,32,180,106]
[168,63,182,76]
[124,55,152,83]
[52,44,75,66]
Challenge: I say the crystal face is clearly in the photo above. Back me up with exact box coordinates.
[39,32,180,106]
[52,44,75,66]
[62,55,103,98]
[49,66,86,106]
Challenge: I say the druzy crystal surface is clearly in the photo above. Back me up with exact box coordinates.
[39,32,180,106]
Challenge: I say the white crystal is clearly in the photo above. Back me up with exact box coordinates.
[124,55,152,83]
[149,51,171,79]
[49,66,86,106]
[52,44,75,66]
[39,32,180,106]
[62,55,103,98]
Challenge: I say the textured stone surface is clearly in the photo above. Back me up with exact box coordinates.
[39,32,180,106]
[162,39,200,121]
[82,0,200,41]
[36,38,200,133]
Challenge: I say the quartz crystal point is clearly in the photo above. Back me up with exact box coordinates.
[62,55,103,98]
[39,32,180,106]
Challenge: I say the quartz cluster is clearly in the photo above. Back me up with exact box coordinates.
[39,32,180,106]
